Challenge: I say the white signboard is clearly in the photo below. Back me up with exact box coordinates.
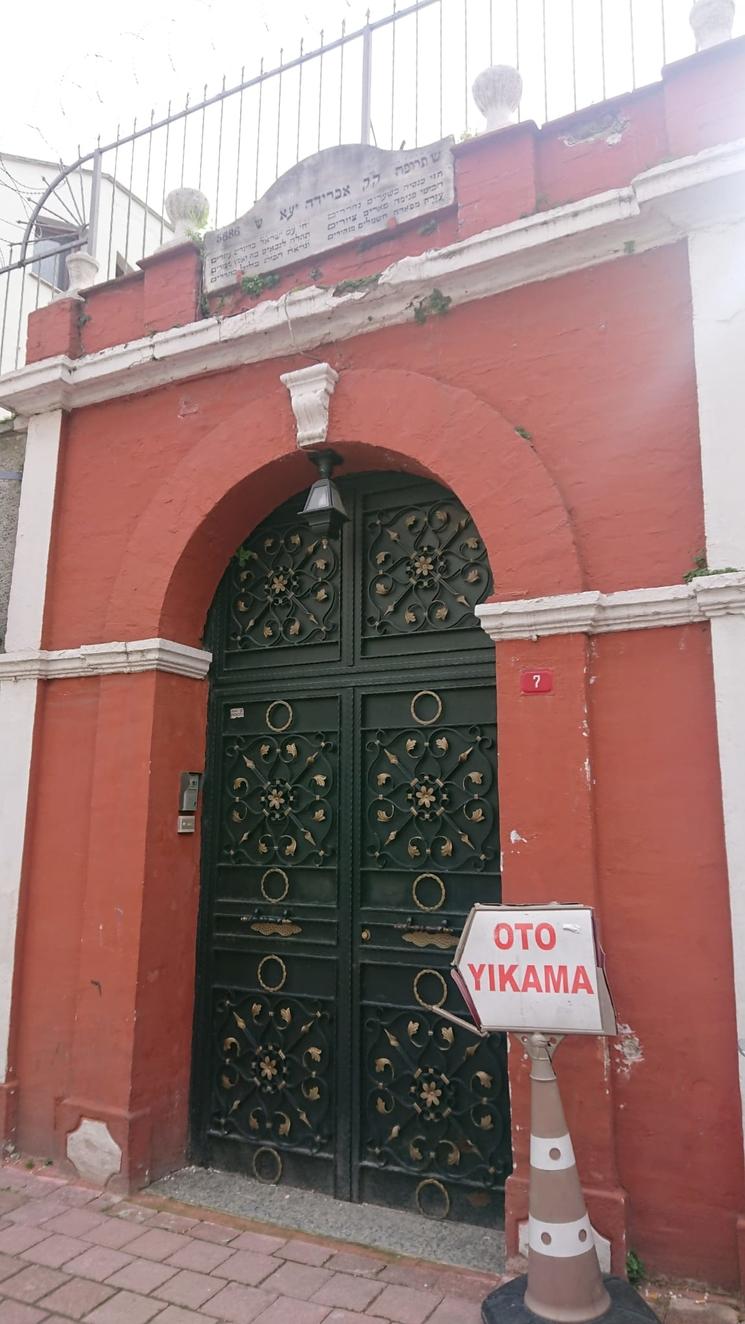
[203,139,455,294]
[452,905,616,1036]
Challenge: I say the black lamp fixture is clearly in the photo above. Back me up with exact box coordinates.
[300,449,348,538]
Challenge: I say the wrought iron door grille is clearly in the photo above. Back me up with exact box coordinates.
[193,472,511,1223]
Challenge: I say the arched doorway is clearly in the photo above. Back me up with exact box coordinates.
[191,470,511,1225]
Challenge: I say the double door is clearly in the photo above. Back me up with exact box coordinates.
[193,473,511,1224]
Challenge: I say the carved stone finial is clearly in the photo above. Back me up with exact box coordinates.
[280,363,339,448]
[163,187,210,246]
[472,64,523,133]
[63,249,99,298]
[690,0,735,50]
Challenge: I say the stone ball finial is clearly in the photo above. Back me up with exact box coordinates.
[472,64,523,133]
[163,187,210,245]
[690,0,735,50]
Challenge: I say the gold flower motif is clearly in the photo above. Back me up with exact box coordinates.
[268,789,285,811]
[415,785,436,809]
[259,1055,278,1080]
[421,1081,442,1107]
[413,553,435,576]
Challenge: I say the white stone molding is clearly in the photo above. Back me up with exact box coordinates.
[2,139,744,419]
[66,1118,122,1185]
[0,409,63,1082]
[472,65,524,132]
[163,188,210,246]
[476,574,745,641]
[279,362,339,447]
[690,0,736,50]
[0,638,212,682]
[64,251,99,297]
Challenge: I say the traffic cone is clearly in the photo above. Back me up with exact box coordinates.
[521,1032,610,1324]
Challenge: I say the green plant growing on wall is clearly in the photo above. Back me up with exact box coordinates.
[683,551,739,583]
[413,288,452,324]
[333,273,381,296]
[240,271,282,298]
[625,1250,645,1286]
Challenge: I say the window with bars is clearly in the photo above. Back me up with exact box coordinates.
[31,221,84,290]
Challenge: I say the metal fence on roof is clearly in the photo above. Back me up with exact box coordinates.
[0,0,728,378]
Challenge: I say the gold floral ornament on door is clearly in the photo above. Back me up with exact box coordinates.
[213,992,333,1168]
[366,704,496,873]
[223,726,336,867]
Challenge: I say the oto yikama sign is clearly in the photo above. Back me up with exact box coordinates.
[452,905,617,1036]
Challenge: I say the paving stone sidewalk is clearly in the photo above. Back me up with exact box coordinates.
[0,1163,502,1324]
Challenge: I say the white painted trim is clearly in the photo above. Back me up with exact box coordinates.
[280,362,339,447]
[476,574,745,641]
[708,615,745,1145]
[688,220,745,1160]
[0,638,212,681]
[0,408,63,1083]
[5,411,62,650]
[688,221,745,570]
[2,140,744,418]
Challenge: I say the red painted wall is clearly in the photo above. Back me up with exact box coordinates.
[41,243,700,652]
[9,34,745,1289]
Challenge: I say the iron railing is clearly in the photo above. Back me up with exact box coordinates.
[0,0,733,378]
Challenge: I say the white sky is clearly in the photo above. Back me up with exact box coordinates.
[2,0,743,228]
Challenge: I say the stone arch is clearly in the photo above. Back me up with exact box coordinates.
[104,368,582,646]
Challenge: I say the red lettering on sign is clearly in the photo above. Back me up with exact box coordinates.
[544,965,569,993]
[494,923,513,949]
[571,965,595,995]
[514,922,533,949]
[535,923,556,950]
[522,964,542,992]
[466,961,596,997]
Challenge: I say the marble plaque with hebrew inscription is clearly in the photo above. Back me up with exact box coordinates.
[203,139,455,294]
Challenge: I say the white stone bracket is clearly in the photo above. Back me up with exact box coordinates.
[280,362,339,448]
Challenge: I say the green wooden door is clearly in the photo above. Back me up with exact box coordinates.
[192,473,511,1225]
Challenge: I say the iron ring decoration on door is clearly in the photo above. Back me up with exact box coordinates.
[410,690,443,726]
[260,867,290,903]
[415,1177,451,1220]
[413,968,448,1010]
[412,873,446,912]
[265,700,294,732]
[252,1146,283,1184]
[257,954,288,992]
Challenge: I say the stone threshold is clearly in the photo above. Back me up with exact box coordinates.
[148,1166,505,1275]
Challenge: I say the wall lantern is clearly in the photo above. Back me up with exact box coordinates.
[300,449,348,538]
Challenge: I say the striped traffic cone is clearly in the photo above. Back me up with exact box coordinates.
[521,1032,610,1324]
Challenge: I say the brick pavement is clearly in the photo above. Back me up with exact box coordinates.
[0,1164,502,1323]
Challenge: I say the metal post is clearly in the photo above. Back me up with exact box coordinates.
[87,148,102,259]
[360,17,373,144]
